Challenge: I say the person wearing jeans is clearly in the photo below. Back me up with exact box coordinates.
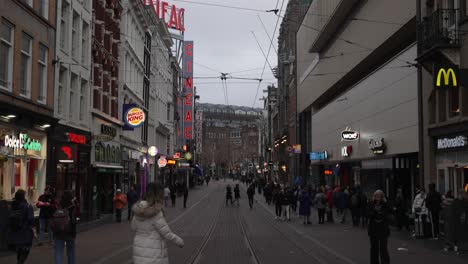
[37,186,56,244]
[54,191,77,264]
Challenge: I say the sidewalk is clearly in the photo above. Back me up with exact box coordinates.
[251,190,467,264]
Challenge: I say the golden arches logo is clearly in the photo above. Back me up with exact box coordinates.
[436,68,457,87]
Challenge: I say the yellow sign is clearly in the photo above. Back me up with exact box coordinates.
[125,107,146,128]
[465,183,468,193]
[436,68,457,87]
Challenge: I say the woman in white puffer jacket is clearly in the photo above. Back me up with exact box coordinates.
[131,183,184,264]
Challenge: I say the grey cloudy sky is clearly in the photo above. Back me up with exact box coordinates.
[173,0,283,108]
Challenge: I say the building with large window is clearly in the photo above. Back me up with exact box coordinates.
[198,103,264,179]
[0,0,57,206]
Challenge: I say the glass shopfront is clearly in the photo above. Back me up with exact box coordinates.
[0,126,47,204]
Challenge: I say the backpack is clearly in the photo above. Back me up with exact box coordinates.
[9,206,25,232]
[51,208,71,234]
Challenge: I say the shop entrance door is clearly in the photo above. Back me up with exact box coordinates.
[446,166,468,198]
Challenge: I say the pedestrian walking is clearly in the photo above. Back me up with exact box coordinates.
[340,187,349,223]
[247,184,255,209]
[368,190,390,264]
[350,187,361,227]
[234,184,241,206]
[37,186,56,245]
[226,185,233,206]
[131,183,184,264]
[412,187,428,238]
[52,190,78,264]
[290,187,299,217]
[314,188,326,224]
[360,191,369,227]
[426,183,442,239]
[7,189,35,264]
[183,183,189,208]
[325,186,334,223]
[281,188,291,221]
[274,187,283,220]
[393,188,409,231]
[127,186,139,221]
[164,186,171,207]
[170,185,177,207]
[113,189,127,223]
[299,188,312,225]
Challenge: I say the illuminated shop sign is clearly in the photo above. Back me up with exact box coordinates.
[125,107,146,128]
[68,133,86,144]
[57,145,77,163]
[182,41,194,141]
[437,136,467,150]
[143,0,185,32]
[4,133,42,151]
[369,138,386,154]
[310,151,328,160]
[101,124,117,138]
[435,66,458,88]
[158,157,167,168]
[341,128,359,141]
[341,145,352,157]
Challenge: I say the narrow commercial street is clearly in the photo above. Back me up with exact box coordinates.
[2,180,466,264]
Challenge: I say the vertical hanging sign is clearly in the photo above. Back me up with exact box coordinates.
[182,41,194,143]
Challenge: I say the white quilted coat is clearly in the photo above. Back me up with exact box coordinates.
[131,201,184,264]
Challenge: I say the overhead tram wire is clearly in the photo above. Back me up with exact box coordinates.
[257,14,278,55]
[252,0,285,107]
[251,31,274,75]
[171,0,267,12]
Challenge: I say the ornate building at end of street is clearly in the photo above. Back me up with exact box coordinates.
[197,103,265,178]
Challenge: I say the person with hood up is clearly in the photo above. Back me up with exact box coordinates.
[314,188,327,224]
[368,190,390,264]
[131,183,184,264]
[299,187,312,225]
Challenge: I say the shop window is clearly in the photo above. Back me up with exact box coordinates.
[438,169,446,194]
[28,159,37,187]
[111,146,115,163]
[95,145,101,162]
[438,87,447,122]
[38,44,47,103]
[106,145,110,162]
[14,159,21,187]
[429,90,436,124]
[449,86,460,117]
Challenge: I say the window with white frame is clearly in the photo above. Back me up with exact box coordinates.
[70,74,78,120]
[20,33,32,98]
[60,2,69,51]
[39,0,49,19]
[80,79,87,121]
[38,44,48,103]
[81,22,89,65]
[58,68,67,115]
[0,21,14,91]
[72,11,79,60]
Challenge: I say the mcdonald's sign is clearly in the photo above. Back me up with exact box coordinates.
[435,66,458,88]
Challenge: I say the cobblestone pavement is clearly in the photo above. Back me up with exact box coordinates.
[2,180,467,264]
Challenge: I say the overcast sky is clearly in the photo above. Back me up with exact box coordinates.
[171,0,283,109]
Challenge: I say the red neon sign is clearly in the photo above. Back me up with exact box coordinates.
[185,127,192,139]
[61,146,72,160]
[143,0,185,32]
[185,111,192,122]
[324,170,333,175]
[185,93,193,106]
[68,133,86,144]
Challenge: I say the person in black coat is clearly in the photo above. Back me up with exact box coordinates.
[127,185,140,221]
[425,183,442,239]
[183,183,189,208]
[8,189,35,264]
[368,190,390,264]
[247,184,255,209]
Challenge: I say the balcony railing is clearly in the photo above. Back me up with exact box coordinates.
[419,9,460,53]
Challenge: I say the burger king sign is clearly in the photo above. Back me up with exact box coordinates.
[125,107,146,128]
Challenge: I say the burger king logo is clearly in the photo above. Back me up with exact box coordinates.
[125,107,146,128]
